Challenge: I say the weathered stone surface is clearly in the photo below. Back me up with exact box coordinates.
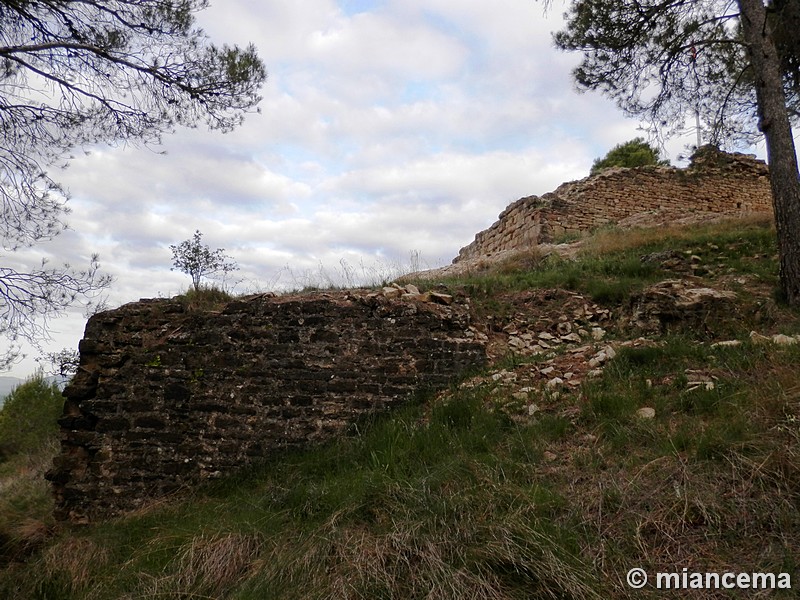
[485,290,612,359]
[711,339,743,348]
[749,331,800,346]
[624,280,737,333]
[636,407,656,419]
[429,291,454,305]
[588,345,617,369]
[641,250,693,274]
[48,290,486,522]
[454,148,771,264]
[591,327,606,341]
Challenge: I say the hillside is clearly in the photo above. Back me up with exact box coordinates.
[1,215,799,599]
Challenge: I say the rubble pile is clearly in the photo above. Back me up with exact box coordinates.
[462,338,659,425]
[370,282,455,306]
[624,279,737,333]
[488,289,612,357]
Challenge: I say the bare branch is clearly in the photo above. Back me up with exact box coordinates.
[0,0,265,369]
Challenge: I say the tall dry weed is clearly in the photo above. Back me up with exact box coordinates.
[42,536,110,591]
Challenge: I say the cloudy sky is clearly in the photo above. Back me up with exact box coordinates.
[9,0,767,378]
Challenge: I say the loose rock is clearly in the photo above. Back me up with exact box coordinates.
[636,407,656,419]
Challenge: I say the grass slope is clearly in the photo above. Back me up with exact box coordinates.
[2,216,799,599]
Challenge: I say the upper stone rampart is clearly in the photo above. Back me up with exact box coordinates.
[455,146,772,263]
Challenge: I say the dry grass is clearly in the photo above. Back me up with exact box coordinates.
[2,217,798,599]
[581,214,775,258]
[175,532,263,593]
[125,532,263,599]
[175,285,234,312]
[532,344,800,599]
[0,438,59,562]
[526,445,800,599]
[43,537,110,591]
[242,487,606,600]
[495,247,547,274]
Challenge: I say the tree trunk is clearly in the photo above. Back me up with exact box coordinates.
[738,0,800,305]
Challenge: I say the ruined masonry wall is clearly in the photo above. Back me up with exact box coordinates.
[48,292,486,522]
[456,150,772,262]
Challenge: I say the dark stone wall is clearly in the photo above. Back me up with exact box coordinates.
[47,291,486,522]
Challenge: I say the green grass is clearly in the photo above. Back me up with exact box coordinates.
[437,216,782,313]
[453,252,662,308]
[2,391,606,599]
[3,217,800,599]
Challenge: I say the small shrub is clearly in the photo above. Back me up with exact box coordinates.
[590,137,669,175]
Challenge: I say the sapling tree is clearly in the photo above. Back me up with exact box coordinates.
[170,230,238,291]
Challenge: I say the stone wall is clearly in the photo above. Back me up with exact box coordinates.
[456,147,772,263]
[47,291,486,522]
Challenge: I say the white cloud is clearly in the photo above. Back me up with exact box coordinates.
[309,12,468,79]
[8,0,719,377]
